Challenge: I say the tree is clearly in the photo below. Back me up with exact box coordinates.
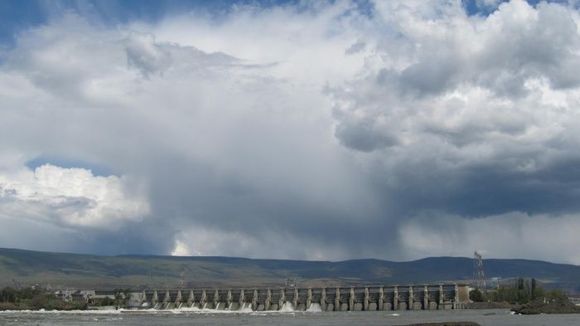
[0,288,17,303]
[470,288,484,302]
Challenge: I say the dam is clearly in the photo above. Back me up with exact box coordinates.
[130,283,469,311]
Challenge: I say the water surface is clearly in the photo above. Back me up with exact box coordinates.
[1,309,579,325]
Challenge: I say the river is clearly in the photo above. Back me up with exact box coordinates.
[1,309,579,325]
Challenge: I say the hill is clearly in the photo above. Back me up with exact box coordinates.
[1,248,579,293]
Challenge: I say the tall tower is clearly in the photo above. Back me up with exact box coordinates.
[473,251,486,292]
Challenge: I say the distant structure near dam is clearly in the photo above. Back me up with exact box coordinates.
[129,283,469,311]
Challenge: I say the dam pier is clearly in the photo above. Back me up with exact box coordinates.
[131,283,469,311]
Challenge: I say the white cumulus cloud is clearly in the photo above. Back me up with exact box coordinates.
[2,0,580,263]
[0,163,149,230]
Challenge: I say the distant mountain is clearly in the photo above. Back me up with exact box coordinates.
[1,248,579,293]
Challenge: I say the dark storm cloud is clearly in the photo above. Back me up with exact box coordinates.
[2,0,580,263]
[329,0,580,262]
[334,119,398,152]
[375,155,580,218]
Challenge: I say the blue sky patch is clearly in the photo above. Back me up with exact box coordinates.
[26,156,114,177]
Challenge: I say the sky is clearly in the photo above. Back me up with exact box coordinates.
[2,0,580,264]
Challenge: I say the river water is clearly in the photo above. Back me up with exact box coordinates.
[1,309,579,326]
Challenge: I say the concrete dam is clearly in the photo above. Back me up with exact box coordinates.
[133,283,469,311]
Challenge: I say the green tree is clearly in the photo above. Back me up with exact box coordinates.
[470,288,484,302]
[0,288,17,303]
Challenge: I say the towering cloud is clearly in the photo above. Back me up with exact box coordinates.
[1,0,580,263]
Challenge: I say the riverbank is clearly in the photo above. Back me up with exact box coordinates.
[464,302,514,310]
[0,301,86,311]
[512,298,580,315]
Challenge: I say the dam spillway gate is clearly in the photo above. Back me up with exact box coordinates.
[134,284,468,311]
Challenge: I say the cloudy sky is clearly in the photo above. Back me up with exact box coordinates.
[2,0,580,264]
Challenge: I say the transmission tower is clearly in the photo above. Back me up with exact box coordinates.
[473,251,486,292]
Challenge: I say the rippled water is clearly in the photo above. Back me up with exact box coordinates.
[1,309,580,326]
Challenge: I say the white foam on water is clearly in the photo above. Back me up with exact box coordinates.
[250,312,268,316]
[239,303,253,312]
[175,306,201,312]
[166,305,256,314]
[0,301,318,316]
[0,308,303,316]
[0,309,123,315]
[306,303,322,312]
[279,301,295,312]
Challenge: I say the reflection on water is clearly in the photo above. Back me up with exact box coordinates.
[1,309,580,326]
